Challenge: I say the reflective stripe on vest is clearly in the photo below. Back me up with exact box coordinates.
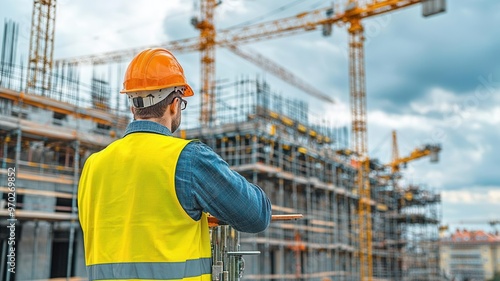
[87,258,212,280]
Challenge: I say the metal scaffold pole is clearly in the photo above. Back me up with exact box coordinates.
[67,140,80,280]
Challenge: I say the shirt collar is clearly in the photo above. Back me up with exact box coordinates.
[124,120,173,137]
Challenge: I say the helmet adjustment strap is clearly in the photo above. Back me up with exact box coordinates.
[128,86,186,109]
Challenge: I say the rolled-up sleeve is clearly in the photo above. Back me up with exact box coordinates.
[175,141,271,233]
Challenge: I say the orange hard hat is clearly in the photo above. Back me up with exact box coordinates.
[120,48,194,96]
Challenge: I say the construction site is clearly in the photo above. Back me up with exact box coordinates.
[0,0,448,280]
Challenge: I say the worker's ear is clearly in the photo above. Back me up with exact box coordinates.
[130,106,137,120]
[169,97,179,114]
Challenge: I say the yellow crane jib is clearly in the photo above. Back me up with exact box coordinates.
[388,143,441,173]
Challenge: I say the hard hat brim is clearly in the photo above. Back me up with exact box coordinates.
[121,83,194,97]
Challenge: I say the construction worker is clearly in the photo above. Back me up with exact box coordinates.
[78,48,272,281]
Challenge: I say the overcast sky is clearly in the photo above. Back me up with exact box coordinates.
[1,0,499,234]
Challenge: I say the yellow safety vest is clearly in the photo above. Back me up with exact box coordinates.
[78,132,211,281]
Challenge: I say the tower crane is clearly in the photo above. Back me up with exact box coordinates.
[191,0,217,126]
[387,130,442,175]
[55,1,446,279]
[26,0,57,94]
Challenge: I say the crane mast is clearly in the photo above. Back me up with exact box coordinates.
[392,130,400,164]
[347,10,373,279]
[27,0,57,95]
[194,0,217,127]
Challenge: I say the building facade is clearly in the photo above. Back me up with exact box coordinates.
[440,229,500,280]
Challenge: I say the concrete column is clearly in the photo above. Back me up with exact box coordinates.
[18,221,52,280]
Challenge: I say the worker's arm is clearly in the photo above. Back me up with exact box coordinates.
[175,141,272,233]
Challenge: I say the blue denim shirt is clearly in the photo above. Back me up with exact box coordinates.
[124,120,271,233]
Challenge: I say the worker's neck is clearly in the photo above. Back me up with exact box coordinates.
[135,117,172,132]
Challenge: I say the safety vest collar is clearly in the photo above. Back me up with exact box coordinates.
[124,120,173,138]
[87,258,211,280]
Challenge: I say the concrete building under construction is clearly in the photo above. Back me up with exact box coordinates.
[0,0,449,278]
[0,61,441,280]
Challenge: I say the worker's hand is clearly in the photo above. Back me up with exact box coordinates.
[207,216,228,227]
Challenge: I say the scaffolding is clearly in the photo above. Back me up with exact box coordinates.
[0,44,128,279]
[0,54,441,281]
[178,78,442,281]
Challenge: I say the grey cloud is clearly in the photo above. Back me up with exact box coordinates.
[364,0,500,113]
[162,12,197,42]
